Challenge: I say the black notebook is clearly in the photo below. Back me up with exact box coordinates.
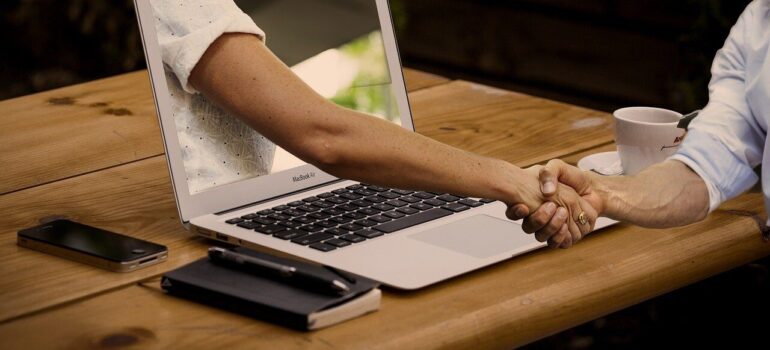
[161,247,380,330]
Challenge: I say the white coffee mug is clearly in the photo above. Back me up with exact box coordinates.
[614,107,685,175]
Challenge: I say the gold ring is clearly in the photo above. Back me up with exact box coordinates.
[577,212,588,226]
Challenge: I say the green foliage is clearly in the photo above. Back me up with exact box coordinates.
[329,31,399,122]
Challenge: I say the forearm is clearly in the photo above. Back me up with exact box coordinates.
[189,33,540,207]
[312,108,537,203]
[592,160,710,228]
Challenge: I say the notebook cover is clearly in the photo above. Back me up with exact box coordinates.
[161,247,378,330]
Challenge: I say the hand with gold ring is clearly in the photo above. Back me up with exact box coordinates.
[507,160,602,248]
[576,211,588,226]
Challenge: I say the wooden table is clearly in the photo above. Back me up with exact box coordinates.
[1,68,768,349]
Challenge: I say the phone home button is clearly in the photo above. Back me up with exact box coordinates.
[131,249,146,254]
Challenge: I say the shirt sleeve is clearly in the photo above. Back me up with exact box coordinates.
[669,1,763,213]
[150,0,265,93]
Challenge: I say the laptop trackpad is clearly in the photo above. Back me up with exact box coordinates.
[409,215,526,259]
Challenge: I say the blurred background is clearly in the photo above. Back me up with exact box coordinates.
[0,0,752,112]
[2,0,766,348]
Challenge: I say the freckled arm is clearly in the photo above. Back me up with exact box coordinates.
[187,33,548,208]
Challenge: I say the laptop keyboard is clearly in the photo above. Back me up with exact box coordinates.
[224,183,495,252]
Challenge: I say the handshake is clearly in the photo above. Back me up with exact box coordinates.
[507,159,605,249]
[505,157,710,249]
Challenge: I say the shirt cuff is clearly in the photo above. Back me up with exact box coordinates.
[669,129,759,213]
[668,155,722,213]
[167,12,264,94]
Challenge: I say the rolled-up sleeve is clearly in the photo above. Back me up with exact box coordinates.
[669,1,763,212]
[150,0,264,93]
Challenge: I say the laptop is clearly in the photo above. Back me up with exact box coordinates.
[134,0,615,289]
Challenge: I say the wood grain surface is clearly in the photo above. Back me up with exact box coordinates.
[1,193,766,349]
[0,71,161,195]
[0,156,193,322]
[410,80,614,166]
[1,69,768,350]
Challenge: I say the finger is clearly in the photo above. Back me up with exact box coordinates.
[575,198,599,240]
[535,207,568,242]
[565,206,585,245]
[552,188,584,243]
[547,224,571,249]
[557,224,572,248]
[564,191,598,244]
[558,213,581,249]
[521,202,557,233]
[542,159,592,195]
[547,230,566,249]
[532,206,568,239]
[538,163,559,197]
[505,204,530,221]
[568,201,595,244]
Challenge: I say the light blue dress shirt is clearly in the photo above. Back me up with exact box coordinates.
[670,0,770,214]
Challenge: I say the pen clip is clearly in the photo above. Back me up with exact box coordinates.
[324,265,357,284]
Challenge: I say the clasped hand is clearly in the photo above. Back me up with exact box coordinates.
[508,160,602,249]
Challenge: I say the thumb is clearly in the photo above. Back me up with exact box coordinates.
[539,163,558,196]
[540,159,591,196]
[506,203,530,220]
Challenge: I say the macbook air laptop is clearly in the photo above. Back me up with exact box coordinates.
[134,0,615,289]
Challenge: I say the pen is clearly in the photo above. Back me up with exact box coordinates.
[208,247,350,295]
[677,110,700,130]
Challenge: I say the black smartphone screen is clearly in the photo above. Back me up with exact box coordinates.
[18,220,166,262]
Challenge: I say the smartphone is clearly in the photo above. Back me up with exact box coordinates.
[17,219,168,272]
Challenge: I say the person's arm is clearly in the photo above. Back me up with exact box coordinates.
[530,159,709,227]
[593,161,711,226]
[507,159,708,248]
[507,159,709,249]
[512,2,764,248]
[190,34,520,202]
[188,33,595,231]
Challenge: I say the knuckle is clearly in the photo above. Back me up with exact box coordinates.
[534,213,550,227]
[523,221,538,234]
[546,158,564,169]
[573,225,588,242]
[546,217,562,232]
[572,229,582,242]
[547,236,559,247]
[579,222,591,236]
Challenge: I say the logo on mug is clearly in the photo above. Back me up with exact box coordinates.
[661,130,687,151]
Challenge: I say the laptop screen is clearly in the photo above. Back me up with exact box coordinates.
[150,0,402,195]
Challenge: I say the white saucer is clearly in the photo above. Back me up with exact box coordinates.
[577,151,623,175]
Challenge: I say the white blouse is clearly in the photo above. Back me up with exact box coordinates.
[150,0,275,194]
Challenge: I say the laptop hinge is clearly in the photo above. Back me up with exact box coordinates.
[214,179,348,216]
